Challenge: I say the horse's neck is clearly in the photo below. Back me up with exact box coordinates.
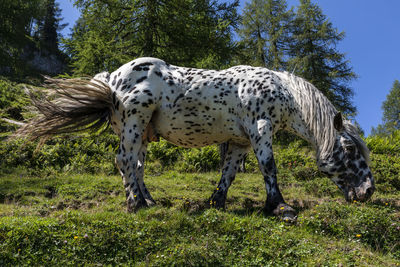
[277,72,337,160]
[287,111,319,152]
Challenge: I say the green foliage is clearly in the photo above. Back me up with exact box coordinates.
[147,139,184,167]
[363,132,400,191]
[287,0,356,114]
[36,0,67,53]
[0,78,30,132]
[371,80,400,136]
[0,0,67,77]
[366,130,400,155]
[237,0,293,70]
[65,0,240,75]
[147,139,220,172]
[0,132,119,175]
[369,153,400,192]
[302,202,399,257]
[0,0,43,74]
[180,146,220,172]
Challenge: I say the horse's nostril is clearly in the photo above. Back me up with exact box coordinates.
[366,186,374,198]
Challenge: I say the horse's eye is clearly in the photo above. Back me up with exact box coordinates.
[344,145,355,153]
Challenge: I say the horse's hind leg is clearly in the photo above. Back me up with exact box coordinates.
[115,115,154,212]
[209,143,249,209]
[136,141,156,206]
[245,119,296,221]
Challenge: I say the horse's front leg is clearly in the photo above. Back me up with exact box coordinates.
[246,119,296,221]
[210,143,249,209]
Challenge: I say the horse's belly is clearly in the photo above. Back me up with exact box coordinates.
[152,108,248,148]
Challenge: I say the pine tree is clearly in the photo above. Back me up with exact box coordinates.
[287,0,356,114]
[371,80,400,136]
[38,0,67,53]
[0,0,43,74]
[65,0,240,75]
[0,0,67,76]
[237,0,292,70]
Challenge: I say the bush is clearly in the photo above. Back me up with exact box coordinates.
[0,132,119,175]
[274,141,315,169]
[369,153,400,191]
[0,78,30,132]
[180,146,220,172]
[366,130,400,155]
[147,139,221,172]
[147,139,184,167]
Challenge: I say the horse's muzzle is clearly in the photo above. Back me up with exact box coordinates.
[347,176,375,202]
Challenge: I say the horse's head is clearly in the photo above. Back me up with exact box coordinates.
[318,113,375,202]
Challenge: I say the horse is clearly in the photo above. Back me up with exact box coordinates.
[16,57,375,221]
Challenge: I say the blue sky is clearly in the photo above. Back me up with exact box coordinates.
[59,0,399,136]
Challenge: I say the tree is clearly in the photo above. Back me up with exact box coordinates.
[371,80,400,136]
[237,0,293,70]
[64,0,240,75]
[287,0,356,114]
[0,0,43,75]
[37,0,68,53]
[0,0,67,76]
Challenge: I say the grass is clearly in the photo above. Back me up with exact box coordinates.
[1,167,399,266]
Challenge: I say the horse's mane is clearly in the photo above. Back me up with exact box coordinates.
[275,72,337,159]
[273,71,370,162]
[273,71,338,159]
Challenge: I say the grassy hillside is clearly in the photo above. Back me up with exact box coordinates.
[0,77,399,265]
[0,168,399,266]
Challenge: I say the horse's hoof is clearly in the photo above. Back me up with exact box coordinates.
[270,203,297,222]
[126,196,148,212]
[145,199,156,207]
[282,211,297,223]
[208,190,226,209]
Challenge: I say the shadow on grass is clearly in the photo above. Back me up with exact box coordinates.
[0,174,58,203]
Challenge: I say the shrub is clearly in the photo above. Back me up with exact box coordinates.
[0,78,30,132]
[147,139,184,167]
[369,153,400,191]
[180,146,220,172]
[274,141,315,169]
[0,132,119,175]
[366,130,400,155]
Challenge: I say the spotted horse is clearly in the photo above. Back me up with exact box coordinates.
[16,57,375,221]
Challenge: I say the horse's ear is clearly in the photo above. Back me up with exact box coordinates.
[333,112,343,131]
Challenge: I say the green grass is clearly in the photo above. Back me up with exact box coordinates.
[1,168,399,266]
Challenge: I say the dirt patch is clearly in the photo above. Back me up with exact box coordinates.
[0,192,35,204]
[182,199,208,214]
[290,199,318,209]
[53,199,100,211]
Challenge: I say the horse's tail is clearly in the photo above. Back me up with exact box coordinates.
[14,77,113,142]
